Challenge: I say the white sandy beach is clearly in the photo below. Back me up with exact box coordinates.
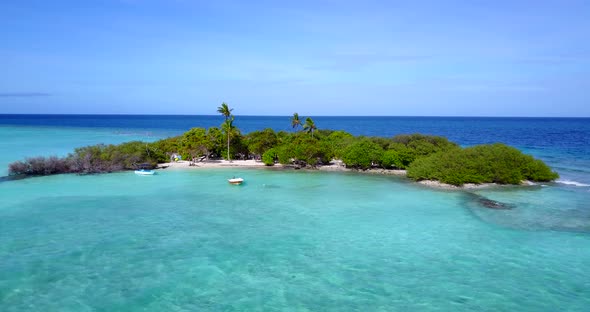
[156,159,526,190]
[158,159,406,175]
[158,159,269,170]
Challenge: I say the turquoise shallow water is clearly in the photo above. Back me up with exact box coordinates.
[1,169,589,311]
[1,118,590,311]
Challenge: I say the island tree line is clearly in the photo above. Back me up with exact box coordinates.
[8,104,559,186]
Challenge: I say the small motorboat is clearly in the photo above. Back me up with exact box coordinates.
[135,169,156,175]
[228,177,244,185]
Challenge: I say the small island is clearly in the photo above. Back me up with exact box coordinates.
[7,104,559,187]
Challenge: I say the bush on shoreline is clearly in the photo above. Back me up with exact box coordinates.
[8,141,162,176]
[341,139,383,169]
[406,143,559,185]
[9,156,70,176]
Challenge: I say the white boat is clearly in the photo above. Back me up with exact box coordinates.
[228,177,244,185]
[135,169,155,175]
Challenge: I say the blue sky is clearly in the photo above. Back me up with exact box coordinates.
[0,0,588,116]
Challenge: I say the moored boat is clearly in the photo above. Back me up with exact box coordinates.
[228,177,244,185]
[135,169,155,175]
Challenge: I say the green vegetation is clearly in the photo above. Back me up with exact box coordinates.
[386,134,459,168]
[217,102,234,161]
[341,139,383,169]
[291,113,301,131]
[262,147,278,166]
[9,141,165,175]
[7,104,559,186]
[381,150,404,169]
[303,117,317,138]
[407,143,559,185]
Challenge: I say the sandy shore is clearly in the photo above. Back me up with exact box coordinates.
[157,159,269,169]
[417,179,537,190]
[417,180,498,190]
[157,159,530,190]
[158,159,407,176]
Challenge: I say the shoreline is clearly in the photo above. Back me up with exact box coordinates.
[157,159,407,175]
[158,159,268,169]
[157,159,517,190]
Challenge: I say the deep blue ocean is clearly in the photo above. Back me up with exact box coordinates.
[1,115,589,311]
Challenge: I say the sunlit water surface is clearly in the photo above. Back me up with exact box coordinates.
[1,169,589,311]
[1,117,589,311]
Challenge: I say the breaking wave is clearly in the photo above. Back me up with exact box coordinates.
[556,180,590,187]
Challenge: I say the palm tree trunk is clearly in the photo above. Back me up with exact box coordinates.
[227,131,230,162]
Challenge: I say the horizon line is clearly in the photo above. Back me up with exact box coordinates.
[0,113,589,118]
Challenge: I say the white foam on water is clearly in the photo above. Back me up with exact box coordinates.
[556,180,590,187]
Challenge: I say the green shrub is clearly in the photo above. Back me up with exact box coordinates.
[325,131,354,159]
[342,139,384,169]
[178,127,209,160]
[245,128,278,157]
[407,143,559,185]
[381,150,403,169]
[262,148,278,166]
[385,134,459,168]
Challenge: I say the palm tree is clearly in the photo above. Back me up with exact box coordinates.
[217,102,233,121]
[303,117,317,138]
[217,102,233,161]
[291,112,301,131]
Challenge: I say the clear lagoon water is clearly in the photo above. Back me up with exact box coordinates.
[1,115,589,311]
